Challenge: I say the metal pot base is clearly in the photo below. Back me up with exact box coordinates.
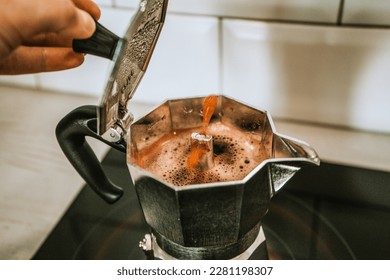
[140,226,267,260]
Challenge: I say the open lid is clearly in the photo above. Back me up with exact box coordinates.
[74,0,168,142]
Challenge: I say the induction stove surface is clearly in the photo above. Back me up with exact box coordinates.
[33,149,390,260]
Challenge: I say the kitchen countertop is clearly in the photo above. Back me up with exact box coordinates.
[0,85,389,260]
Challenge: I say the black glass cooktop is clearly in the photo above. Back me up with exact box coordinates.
[33,149,390,260]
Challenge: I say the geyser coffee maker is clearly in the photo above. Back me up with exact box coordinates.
[56,0,319,260]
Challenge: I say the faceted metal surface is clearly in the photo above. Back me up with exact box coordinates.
[126,95,319,259]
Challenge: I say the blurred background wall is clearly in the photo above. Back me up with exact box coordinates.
[1,0,389,133]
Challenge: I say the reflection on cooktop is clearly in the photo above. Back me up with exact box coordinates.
[33,149,390,260]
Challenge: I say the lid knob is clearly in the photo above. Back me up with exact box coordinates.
[73,21,120,60]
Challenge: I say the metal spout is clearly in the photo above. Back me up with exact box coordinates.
[127,95,321,256]
[273,133,320,166]
[188,133,214,171]
[269,133,320,195]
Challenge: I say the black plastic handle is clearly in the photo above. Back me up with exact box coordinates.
[56,105,126,204]
[73,21,120,60]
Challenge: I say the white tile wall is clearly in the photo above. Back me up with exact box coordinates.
[36,7,136,96]
[115,0,341,23]
[113,0,137,8]
[133,14,220,104]
[222,19,390,133]
[94,0,112,7]
[343,0,390,26]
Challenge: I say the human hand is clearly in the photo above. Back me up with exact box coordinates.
[0,0,101,74]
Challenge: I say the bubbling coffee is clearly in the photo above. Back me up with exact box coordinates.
[136,121,268,186]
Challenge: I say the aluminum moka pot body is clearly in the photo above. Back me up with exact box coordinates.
[127,95,320,259]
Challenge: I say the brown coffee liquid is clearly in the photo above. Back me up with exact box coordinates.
[186,145,209,170]
[136,122,267,186]
[187,95,218,169]
[201,95,218,134]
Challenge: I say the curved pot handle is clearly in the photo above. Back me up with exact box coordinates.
[56,105,126,204]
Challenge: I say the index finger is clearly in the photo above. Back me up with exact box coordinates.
[0,46,84,74]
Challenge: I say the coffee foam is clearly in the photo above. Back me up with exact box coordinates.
[136,122,267,186]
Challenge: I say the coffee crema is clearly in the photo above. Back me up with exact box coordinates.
[135,122,267,186]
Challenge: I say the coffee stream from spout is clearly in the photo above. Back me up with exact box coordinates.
[201,95,219,134]
[187,95,218,169]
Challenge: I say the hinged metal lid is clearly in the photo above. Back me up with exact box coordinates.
[98,0,168,142]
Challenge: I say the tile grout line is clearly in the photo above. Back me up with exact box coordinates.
[218,17,224,94]
[337,0,345,25]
